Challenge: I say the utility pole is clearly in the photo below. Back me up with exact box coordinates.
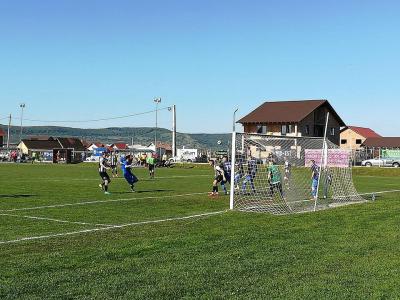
[7,114,11,149]
[153,97,161,156]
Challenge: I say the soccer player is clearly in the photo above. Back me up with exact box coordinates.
[234,158,245,190]
[147,153,156,179]
[121,154,139,192]
[209,159,226,196]
[283,157,292,188]
[221,156,232,195]
[110,151,119,178]
[241,157,258,193]
[98,152,111,195]
[310,160,319,200]
[323,168,332,199]
[268,161,283,197]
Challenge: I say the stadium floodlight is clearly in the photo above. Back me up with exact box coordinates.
[19,103,26,141]
[153,97,161,156]
[229,133,365,214]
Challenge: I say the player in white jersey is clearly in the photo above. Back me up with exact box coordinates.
[98,152,111,195]
[208,159,226,197]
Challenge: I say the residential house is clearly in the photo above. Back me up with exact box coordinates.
[0,128,5,147]
[340,126,381,150]
[238,99,346,145]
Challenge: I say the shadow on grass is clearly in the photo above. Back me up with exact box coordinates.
[0,194,36,199]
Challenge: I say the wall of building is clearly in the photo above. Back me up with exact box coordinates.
[340,129,365,150]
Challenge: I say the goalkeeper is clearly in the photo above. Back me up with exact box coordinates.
[267,161,283,197]
[241,157,257,193]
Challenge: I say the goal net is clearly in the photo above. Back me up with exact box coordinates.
[230,133,365,214]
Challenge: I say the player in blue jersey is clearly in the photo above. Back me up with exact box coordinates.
[241,157,258,193]
[121,154,139,192]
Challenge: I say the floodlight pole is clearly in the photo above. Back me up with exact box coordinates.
[154,98,161,155]
[233,108,238,132]
[314,112,329,211]
[19,103,25,142]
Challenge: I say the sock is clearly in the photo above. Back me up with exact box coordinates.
[221,184,227,193]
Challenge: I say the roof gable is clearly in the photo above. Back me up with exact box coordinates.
[21,139,60,150]
[343,126,381,138]
[238,99,345,126]
[57,137,86,151]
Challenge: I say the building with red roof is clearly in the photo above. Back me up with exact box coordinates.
[0,128,5,147]
[238,99,345,145]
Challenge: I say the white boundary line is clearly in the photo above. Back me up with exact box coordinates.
[0,210,227,245]
[0,213,111,227]
[0,192,209,212]
[5,174,210,182]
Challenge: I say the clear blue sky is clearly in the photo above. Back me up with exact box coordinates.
[0,0,399,135]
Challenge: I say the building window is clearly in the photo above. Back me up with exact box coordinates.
[256,125,267,134]
[281,125,293,135]
[356,139,362,145]
[330,128,335,136]
[305,125,310,135]
[341,139,347,145]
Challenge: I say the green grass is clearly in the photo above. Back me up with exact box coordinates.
[0,163,400,299]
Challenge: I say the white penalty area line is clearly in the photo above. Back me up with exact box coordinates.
[0,192,209,213]
[0,213,111,227]
[0,210,227,245]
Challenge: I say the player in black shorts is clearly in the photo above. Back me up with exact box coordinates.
[208,159,226,197]
[98,152,111,195]
[110,151,119,178]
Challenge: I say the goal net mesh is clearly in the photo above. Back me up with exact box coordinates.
[231,133,364,214]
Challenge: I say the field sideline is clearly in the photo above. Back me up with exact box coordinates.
[0,163,400,299]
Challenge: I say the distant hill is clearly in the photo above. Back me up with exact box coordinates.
[0,125,231,150]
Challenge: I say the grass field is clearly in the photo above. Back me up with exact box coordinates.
[1,163,400,299]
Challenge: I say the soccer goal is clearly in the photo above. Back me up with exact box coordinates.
[229,132,365,215]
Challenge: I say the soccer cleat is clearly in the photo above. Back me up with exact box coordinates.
[104,191,111,195]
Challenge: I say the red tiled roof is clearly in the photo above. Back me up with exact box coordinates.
[362,137,400,148]
[345,126,381,138]
[238,99,345,126]
[113,143,128,150]
[156,142,172,151]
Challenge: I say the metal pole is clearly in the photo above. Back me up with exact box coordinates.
[314,112,329,211]
[7,114,11,149]
[155,102,158,151]
[153,98,161,155]
[229,131,237,210]
[233,108,238,132]
[19,103,25,141]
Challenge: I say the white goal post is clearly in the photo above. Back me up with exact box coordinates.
[229,131,365,215]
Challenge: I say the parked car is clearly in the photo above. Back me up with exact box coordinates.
[361,157,400,167]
